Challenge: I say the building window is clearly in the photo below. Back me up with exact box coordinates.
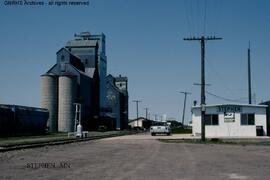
[205,114,219,125]
[241,114,255,125]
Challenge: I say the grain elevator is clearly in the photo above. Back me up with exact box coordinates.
[41,32,103,132]
[41,32,128,132]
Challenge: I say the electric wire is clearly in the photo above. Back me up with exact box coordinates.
[203,0,207,35]
[213,0,223,36]
[184,0,192,37]
[206,53,249,104]
[190,0,195,36]
[185,0,212,36]
[195,0,199,36]
[206,91,248,103]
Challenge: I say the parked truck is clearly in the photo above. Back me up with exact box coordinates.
[150,122,171,136]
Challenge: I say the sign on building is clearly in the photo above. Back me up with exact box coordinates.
[224,112,235,122]
[217,105,241,113]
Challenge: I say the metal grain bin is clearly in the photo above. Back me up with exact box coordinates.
[58,75,77,132]
[40,74,58,132]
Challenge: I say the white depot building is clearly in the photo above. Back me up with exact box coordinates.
[192,104,267,137]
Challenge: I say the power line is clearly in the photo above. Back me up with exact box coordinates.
[203,0,207,35]
[214,0,223,36]
[184,0,192,37]
[185,1,223,36]
[206,57,234,94]
[195,0,199,35]
[206,91,247,103]
[190,0,195,35]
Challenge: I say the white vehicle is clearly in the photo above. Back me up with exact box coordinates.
[150,123,171,136]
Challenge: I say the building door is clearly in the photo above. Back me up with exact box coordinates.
[256,126,264,136]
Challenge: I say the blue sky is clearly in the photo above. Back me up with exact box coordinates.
[1,0,270,123]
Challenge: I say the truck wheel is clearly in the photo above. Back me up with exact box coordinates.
[151,133,155,136]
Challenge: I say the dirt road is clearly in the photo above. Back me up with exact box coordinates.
[1,133,270,180]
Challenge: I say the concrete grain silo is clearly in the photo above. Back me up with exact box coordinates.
[58,75,77,132]
[40,74,58,132]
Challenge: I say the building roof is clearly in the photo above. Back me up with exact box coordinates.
[85,68,96,78]
[192,103,267,109]
[115,75,127,82]
[65,39,99,48]
[106,74,127,95]
[66,64,94,81]
[260,101,270,105]
[41,72,58,77]
[0,104,48,112]
[129,117,148,123]
[60,71,77,77]
[56,47,82,60]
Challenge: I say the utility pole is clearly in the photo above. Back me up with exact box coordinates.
[180,91,191,128]
[154,114,158,121]
[133,100,142,127]
[248,41,252,104]
[184,36,222,141]
[144,107,149,129]
[144,107,149,120]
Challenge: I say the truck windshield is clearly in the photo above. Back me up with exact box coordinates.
[152,122,167,126]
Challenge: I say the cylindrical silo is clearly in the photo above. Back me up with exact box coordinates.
[58,75,77,132]
[40,74,58,132]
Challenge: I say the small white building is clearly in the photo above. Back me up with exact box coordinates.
[192,104,267,137]
[129,117,144,128]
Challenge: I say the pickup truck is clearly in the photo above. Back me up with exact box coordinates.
[150,124,171,136]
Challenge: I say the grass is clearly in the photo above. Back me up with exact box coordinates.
[0,130,137,147]
[0,133,73,147]
[159,138,270,146]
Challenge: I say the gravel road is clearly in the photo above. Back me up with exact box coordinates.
[1,133,270,180]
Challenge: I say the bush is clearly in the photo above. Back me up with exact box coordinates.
[171,127,192,134]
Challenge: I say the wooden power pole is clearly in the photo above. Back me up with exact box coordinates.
[180,91,191,128]
[248,41,252,104]
[144,107,149,120]
[183,36,222,141]
[133,100,142,127]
